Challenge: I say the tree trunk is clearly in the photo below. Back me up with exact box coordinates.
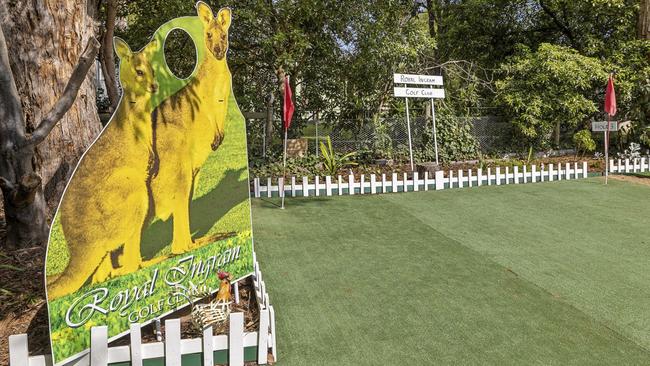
[265,93,275,157]
[0,0,101,247]
[100,0,119,112]
[639,0,650,40]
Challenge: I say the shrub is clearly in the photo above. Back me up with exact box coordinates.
[573,130,596,157]
[320,136,358,176]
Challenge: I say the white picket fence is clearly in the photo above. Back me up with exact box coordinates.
[609,157,650,174]
[9,253,276,366]
[253,162,591,198]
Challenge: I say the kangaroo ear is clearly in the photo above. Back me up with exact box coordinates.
[143,38,158,53]
[196,1,213,25]
[114,37,132,59]
[217,8,231,30]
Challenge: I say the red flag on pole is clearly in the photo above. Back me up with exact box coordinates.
[603,73,616,185]
[283,75,295,130]
[605,74,617,117]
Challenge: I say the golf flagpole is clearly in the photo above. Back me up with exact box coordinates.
[281,74,295,209]
[605,115,610,185]
[281,127,288,209]
[604,73,617,185]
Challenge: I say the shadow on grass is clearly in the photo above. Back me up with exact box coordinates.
[140,167,247,260]
[254,196,335,210]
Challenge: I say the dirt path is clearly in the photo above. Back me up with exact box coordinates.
[609,174,650,187]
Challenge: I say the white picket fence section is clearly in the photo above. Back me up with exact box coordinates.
[253,162,590,198]
[9,254,276,366]
[609,157,650,174]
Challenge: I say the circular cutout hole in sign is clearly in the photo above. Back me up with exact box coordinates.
[164,28,197,80]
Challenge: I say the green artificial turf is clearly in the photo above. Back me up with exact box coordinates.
[251,177,650,365]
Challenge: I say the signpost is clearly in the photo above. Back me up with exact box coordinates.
[393,73,445,170]
[591,121,618,132]
[592,121,619,184]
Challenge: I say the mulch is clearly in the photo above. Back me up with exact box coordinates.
[0,213,51,366]
[609,174,650,187]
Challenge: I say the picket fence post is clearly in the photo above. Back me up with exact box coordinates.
[202,326,213,366]
[258,309,270,364]
[326,176,332,196]
[8,334,28,366]
[278,177,285,198]
[435,170,444,190]
[165,319,181,366]
[269,305,277,361]
[229,313,244,366]
[130,323,143,366]
[254,178,260,198]
[90,326,109,366]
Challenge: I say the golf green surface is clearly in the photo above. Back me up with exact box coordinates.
[251,178,650,365]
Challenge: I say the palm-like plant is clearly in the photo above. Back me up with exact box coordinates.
[319,136,357,176]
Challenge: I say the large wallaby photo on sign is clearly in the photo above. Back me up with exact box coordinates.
[44,3,254,364]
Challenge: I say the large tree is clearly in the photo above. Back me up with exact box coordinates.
[0,1,101,248]
[496,44,607,149]
[641,0,650,39]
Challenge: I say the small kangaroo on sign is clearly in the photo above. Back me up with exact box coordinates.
[47,38,159,300]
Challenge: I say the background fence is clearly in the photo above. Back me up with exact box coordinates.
[9,254,276,366]
[246,115,516,160]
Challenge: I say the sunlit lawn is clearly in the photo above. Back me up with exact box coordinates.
[252,178,650,365]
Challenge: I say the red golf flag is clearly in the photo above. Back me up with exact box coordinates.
[605,74,617,117]
[283,75,295,130]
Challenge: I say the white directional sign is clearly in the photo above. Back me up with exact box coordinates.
[393,73,444,86]
[392,73,446,169]
[592,121,619,132]
[394,87,445,99]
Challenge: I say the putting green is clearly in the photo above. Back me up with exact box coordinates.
[252,178,650,365]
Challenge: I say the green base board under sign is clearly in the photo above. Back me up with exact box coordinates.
[109,346,258,366]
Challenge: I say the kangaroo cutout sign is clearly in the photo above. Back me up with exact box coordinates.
[45,3,254,364]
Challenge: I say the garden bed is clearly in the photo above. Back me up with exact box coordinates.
[109,277,261,346]
[250,155,607,183]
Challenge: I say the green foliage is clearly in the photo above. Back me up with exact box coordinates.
[573,129,596,157]
[608,40,650,150]
[434,113,481,163]
[319,136,357,176]
[496,43,607,148]
[250,154,321,178]
[114,0,650,155]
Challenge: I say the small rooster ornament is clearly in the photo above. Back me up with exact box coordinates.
[216,270,232,303]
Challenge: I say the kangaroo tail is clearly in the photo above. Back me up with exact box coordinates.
[47,246,106,300]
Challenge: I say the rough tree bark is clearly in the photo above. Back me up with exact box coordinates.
[640,0,650,38]
[0,1,102,248]
[100,0,119,111]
